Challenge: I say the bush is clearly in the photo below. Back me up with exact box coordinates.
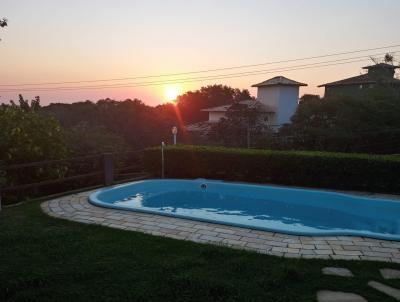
[144,145,400,193]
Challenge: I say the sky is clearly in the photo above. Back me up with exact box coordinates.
[1,0,400,106]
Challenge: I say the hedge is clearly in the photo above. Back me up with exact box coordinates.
[143,145,400,193]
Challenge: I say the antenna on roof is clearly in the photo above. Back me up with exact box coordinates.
[369,56,379,64]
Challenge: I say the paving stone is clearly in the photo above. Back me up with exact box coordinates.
[199,235,223,243]
[317,290,367,302]
[360,256,392,262]
[380,268,400,280]
[315,249,333,255]
[222,238,247,247]
[315,244,332,250]
[284,253,302,259]
[368,280,400,300]
[213,227,236,235]
[246,242,271,250]
[322,267,354,277]
[196,229,219,237]
[371,247,399,253]
[363,251,392,258]
[40,190,400,263]
[334,250,362,256]
[299,249,315,255]
[217,233,242,241]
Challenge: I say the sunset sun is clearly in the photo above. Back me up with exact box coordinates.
[164,85,181,102]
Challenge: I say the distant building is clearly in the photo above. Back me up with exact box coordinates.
[319,63,400,98]
[251,76,307,126]
[186,76,307,134]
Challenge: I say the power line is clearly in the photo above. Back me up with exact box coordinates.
[1,43,400,87]
[0,52,392,93]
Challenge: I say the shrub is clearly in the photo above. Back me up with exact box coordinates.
[144,145,400,193]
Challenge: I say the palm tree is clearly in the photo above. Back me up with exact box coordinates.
[0,18,7,28]
[384,53,394,64]
[0,17,7,41]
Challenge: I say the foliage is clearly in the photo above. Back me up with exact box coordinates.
[210,101,273,148]
[0,202,397,301]
[0,18,7,28]
[40,85,253,152]
[144,145,400,193]
[0,17,7,41]
[65,123,130,156]
[384,53,394,64]
[280,89,400,154]
[0,99,68,201]
[41,98,182,150]
[0,103,67,164]
[175,85,252,124]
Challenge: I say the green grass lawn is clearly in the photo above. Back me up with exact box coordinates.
[1,202,400,302]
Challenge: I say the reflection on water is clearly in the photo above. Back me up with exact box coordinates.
[115,193,144,207]
[113,190,399,235]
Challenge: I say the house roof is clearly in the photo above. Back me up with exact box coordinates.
[201,100,275,113]
[362,63,400,70]
[251,76,307,87]
[201,104,232,112]
[318,73,400,87]
[186,121,214,132]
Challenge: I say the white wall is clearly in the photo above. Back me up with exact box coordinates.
[257,86,280,110]
[208,111,226,122]
[256,86,299,126]
[276,86,299,125]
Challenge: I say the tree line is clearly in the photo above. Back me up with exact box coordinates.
[1,83,399,166]
[0,85,250,164]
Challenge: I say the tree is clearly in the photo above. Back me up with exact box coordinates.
[384,53,394,64]
[65,123,130,156]
[0,104,67,164]
[211,101,272,148]
[280,88,400,154]
[175,85,253,124]
[0,18,7,27]
[0,17,7,41]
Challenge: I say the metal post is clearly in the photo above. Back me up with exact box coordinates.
[172,126,178,145]
[103,153,114,186]
[161,142,165,178]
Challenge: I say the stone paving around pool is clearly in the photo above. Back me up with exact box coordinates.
[41,189,400,263]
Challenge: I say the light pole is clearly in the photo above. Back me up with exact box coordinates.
[172,126,178,145]
[161,141,165,178]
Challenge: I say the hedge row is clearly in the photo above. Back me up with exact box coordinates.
[143,145,400,193]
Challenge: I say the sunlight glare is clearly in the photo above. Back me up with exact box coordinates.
[164,85,181,102]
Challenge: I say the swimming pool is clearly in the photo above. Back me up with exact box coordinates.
[89,179,400,241]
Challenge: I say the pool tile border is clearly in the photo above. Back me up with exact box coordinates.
[41,190,400,263]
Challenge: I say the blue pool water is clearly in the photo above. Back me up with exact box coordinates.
[89,179,400,241]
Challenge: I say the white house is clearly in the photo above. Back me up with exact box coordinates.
[186,76,307,133]
[252,76,307,126]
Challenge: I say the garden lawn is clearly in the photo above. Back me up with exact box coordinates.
[1,201,400,302]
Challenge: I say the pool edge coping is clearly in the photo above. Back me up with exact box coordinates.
[40,187,400,264]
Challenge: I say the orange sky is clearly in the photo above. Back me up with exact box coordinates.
[1,0,400,106]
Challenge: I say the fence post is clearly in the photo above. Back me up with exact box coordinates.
[103,153,114,186]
